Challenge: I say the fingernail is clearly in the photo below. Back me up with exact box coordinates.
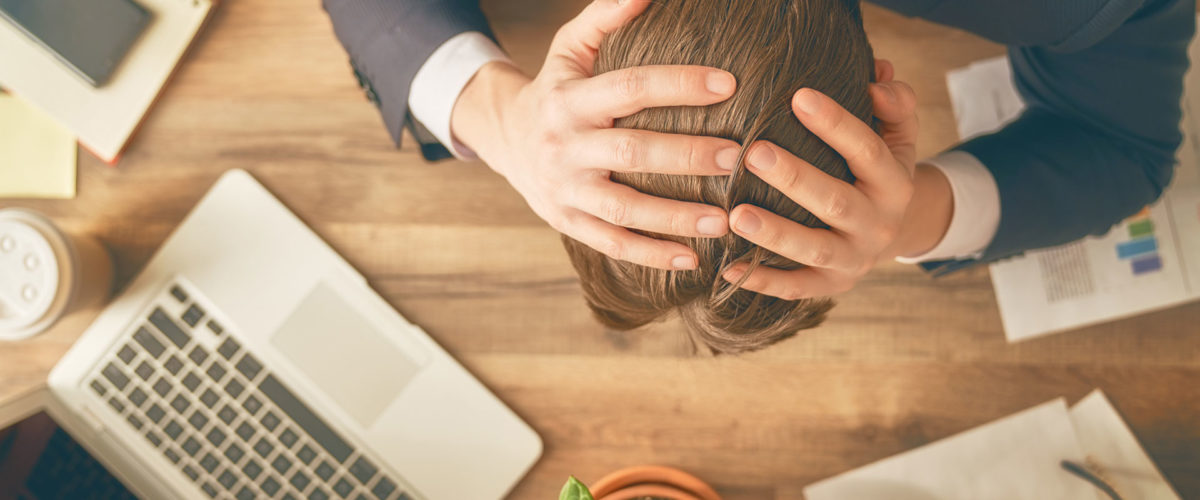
[746,144,776,170]
[706,71,735,95]
[794,89,820,115]
[734,211,761,234]
[715,147,739,171]
[672,255,697,270]
[696,215,726,236]
[723,269,745,282]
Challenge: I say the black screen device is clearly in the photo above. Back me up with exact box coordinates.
[0,0,151,87]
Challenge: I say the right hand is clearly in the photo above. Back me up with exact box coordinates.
[451,0,741,271]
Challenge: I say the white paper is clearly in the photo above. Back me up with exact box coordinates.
[803,399,1099,500]
[1069,390,1182,500]
[945,39,1200,342]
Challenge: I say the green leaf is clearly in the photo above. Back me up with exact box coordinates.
[559,476,595,500]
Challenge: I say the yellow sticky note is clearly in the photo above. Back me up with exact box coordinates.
[0,93,77,198]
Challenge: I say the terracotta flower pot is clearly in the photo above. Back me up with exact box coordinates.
[589,465,721,500]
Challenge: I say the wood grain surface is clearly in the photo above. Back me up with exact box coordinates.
[1,1,1198,498]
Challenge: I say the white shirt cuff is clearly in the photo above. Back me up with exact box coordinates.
[408,32,510,160]
[895,150,1001,264]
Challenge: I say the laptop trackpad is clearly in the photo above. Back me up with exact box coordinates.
[270,283,418,429]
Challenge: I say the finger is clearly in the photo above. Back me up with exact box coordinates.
[729,205,864,272]
[741,141,873,233]
[546,0,652,77]
[722,264,850,300]
[874,58,894,82]
[565,211,701,270]
[573,181,729,238]
[868,80,919,169]
[576,128,741,176]
[792,88,912,186]
[568,65,735,119]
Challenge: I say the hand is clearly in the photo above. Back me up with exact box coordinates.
[451,0,741,270]
[722,61,949,299]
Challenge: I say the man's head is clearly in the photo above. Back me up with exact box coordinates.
[562,0,875,354]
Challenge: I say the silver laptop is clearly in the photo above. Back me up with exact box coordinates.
[43,169,542,499]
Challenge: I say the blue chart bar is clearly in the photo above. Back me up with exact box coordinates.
[1116,236,1158,259]
[1132,254,1163,275]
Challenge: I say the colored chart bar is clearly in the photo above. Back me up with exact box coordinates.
[1131,254,1163,275]
[1127,219,1154,238]
[1116,236,1157,259]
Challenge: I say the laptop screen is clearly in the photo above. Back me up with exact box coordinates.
[0,411,137,500]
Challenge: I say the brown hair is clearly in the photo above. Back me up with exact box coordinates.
[562,0,875,354]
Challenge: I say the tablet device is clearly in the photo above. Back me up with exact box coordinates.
[0,0,150,87]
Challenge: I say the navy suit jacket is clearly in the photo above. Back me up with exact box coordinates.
[323,0,1196,272]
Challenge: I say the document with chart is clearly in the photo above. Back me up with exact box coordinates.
[946,47,1200,342]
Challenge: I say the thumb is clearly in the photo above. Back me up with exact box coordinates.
[544,0,651,79]
[869,80,919,167]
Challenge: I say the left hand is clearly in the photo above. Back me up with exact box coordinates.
[722,63,921,300]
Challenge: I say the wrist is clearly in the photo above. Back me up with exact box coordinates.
[450,61,529,170]
[891,163,953,259]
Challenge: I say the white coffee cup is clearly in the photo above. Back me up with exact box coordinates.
[0,208,113,340]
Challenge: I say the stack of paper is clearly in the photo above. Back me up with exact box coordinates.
[804,390,1180,500]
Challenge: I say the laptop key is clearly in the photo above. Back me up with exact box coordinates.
[164,355,184,375]
[254,437,274,457]
[89,379,107,396]
[153,377,172,397]
[102,362,130,390]
[237,485,256,500]
[164,447,182,464]
[333,478,353,498]
[218,337,241,360]
[261,476,282,496]
[200,388,220,408]
[201,481,219,498]
[310,486,330,500]
[145,430,163,447]
[225,442,245,463]
[133,327,166,358]
[207,319,224,335]
[243,458,263,480]
[315,461,335,481]
[225,378,245,399]
[371,477,396,499]
[272,454,292,475]
[170,285,188,302]
[207,427,227,447]
[164,420,184,440]
[349,456,377,485]
[206,363,227,383]
[218,404,238,424]
[118,344,137,364]
[261,411,281,431]
[126,414,144,430]
[146,403,166,424]
[182,372,202,391]
[242,395,263,415]
[290,469,311,491]
[189,345,209,365]
[108,397,126,413]
[182,304,206,328]
[134,361,154,381]
[279,428,298,449]
[235,354,262,380]
[236,422,256,441]
[171,394,190,413]
[260,375,352,462]
[182,436,202,456]
[200,452,220,473]
[218,469,238,490]
[150,307,191,348]
[297,444,316,465]
[128,387,148,407]
[182,464,199,481]
[189,410,209,430]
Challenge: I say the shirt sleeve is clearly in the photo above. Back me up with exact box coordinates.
[408,32,511,160]
[895,151,1001,263]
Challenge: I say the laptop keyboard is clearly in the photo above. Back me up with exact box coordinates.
[87,281,414,500]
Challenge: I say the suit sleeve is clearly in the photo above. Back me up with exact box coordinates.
[920,0,1195,274]
[322,0,496,160]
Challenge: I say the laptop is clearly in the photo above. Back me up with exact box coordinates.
[39,169,542,499]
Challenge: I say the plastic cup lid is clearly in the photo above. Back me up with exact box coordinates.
[0,209,70,340]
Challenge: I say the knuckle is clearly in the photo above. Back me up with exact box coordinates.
[667,210,689,235]
[615,134,643,170]
[808,239,835,268]
[780,287,805,301]
[616,69,645,100]
[598,237,624,261]
[876,224,899,244]
[599,197,632,226]
[824,189,850,220]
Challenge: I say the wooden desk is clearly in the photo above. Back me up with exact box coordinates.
[3,1,1198,498]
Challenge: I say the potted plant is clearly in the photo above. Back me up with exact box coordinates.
[559,465,721,500]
